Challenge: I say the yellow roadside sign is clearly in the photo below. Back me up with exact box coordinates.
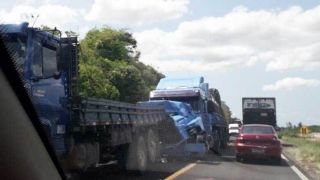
[300,126,310,135]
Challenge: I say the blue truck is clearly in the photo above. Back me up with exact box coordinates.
[139,100,207,156]
[1,22,169,173]
[149,77,228,153]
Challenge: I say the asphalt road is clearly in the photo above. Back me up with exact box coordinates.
[81,143,307,180]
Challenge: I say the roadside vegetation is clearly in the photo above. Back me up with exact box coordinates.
[279,126,320,177]
[78,27,164,103]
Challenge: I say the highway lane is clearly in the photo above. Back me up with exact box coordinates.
[173,155,301,180]
[81,143,307,180]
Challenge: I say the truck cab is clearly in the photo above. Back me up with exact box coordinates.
[1,22,77,155]
[150,76,208,113]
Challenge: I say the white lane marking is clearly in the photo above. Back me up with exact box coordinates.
[290,165,309,180]
[281,154,289,162]
[281,154,309,180]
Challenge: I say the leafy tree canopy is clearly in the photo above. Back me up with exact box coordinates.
[221,101,232,123]
[79,27,164,103]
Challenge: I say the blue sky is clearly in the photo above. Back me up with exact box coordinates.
[1,0,320,126]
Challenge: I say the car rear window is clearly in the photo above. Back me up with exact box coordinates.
[242,126,274,134]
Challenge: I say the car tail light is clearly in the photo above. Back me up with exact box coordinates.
[271,136,280,145]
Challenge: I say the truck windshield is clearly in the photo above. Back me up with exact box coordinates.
[156,77,202,89]
[32,41,58,77]
[42,46,57,77]
[4,35,26,72]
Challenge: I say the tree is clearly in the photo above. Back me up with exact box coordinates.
[230,117,241,124]
[221,101,232,123]
[287,122,293,129]
[40,25,61,36]
[81,27,139,61]
[79,27,163,103]
[65,30,78,37]
[79,62,119,99]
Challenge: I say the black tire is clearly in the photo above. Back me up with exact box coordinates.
[273,157,282,165]
[204,135,214,154]
[126,134,147,174]
[211,129,221,155]
[116,144,129,170]
[147,129,159,163]
[69,144,88,170]
[221,133,228,149]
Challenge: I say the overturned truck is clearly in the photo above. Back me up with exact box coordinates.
[146,77,228,155]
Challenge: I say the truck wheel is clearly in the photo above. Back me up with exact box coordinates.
[273,156,282,165]
[204,135,214,153]
[221,132,228,149]
[211,130,221,155]
[69,144,88,170]
[126,134,147,174]
[147,129,159,163]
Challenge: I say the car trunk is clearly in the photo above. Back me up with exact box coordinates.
[240,134,277,146]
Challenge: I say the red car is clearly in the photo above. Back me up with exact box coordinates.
[235,124,282,163]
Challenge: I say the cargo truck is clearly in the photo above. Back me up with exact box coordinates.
[242,97,277,127]
[1,22,168,173]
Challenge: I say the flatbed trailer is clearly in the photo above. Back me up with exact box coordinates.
[66,97,166,171]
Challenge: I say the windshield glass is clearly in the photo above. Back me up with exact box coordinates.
[156,77,202,89]
[1,1,320,180]
[42,46,57,77]
[242,126,274,134]
[4,35,26,72]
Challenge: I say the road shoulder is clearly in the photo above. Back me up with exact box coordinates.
[282,151,317,180]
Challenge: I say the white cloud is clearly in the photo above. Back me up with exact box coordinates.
[262,77,320,91]
[85,0,189,26]
[0,4,78,29]
[135,5,320,74]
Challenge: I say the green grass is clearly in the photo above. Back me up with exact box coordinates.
[278,129,299,138]
[278,125,320,139]
[282,136,320,175]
